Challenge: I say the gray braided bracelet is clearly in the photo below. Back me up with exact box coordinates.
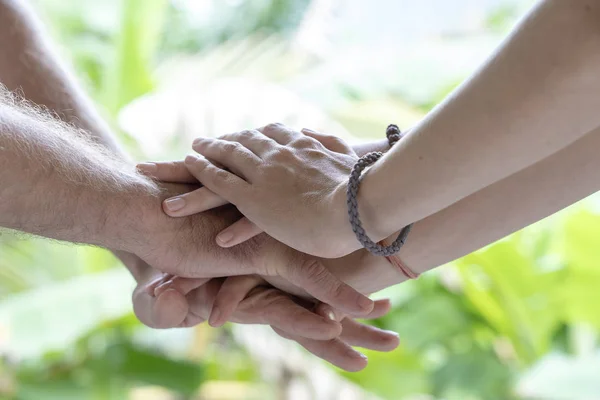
[346,126,413,256]
[386,124,402,147]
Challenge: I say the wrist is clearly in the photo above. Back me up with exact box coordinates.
[105,181,184,255]
[322,249,406,294]
[352,162,396,243]
[331,181,364,256]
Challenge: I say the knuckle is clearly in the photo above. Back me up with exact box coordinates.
[271,147,295,161]
[213,168,230,182]
[301,259,345,297]
[263,122,285,132]
[164,161,182,174]
[192,138,207,151]
[300,259,330,285]
[293,136,314,148]
[305,149,326,160]
[222,142,241,153]
[240,129,257,138]
[218,132,238,141]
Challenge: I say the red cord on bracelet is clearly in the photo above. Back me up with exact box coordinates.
[378,240,419,279]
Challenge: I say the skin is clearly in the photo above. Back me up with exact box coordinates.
[10,0,600,371]
[152,121,600,319]
[171,0,600,258]
[0,0,402,372]
[0,49,375,319]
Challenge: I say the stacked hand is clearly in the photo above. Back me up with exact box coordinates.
[130,265,398,371]
[134,124,403,371]
[153,124,365,258]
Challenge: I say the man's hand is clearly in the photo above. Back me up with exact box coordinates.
[129,180,375,318]
[132,266,399,372]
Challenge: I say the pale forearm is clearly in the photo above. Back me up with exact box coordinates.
[332,127,600,294]
[361,0,600,238]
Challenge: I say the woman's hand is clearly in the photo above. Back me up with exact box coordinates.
[166,124,361,258]
[137,128,392,255]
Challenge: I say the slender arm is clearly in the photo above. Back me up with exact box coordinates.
[328,127,600,294]
[358,0,600,240]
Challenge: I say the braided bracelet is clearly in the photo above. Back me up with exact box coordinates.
[346,125,414,257]
[386,124,402,147]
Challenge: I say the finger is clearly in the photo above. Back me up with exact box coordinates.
[155,276,211,297]
[363,298,392,319]
[192,138,261,181]
[133,286,188,329]
[216,217,263,248]
[317,298,392,322]
[163,187,228,216]
[272,327,368,372]
[301,128,354,155]
[236,287,342,340]
[144,273,173,295]
[277,257,374,317]
[257,122,298,145]
[209,275,264,327]
[219,129,278,157]
[137,161,196,183]
[184,154,250,204]
[178,313,207,328]
[185,279,225,319]
[315,302,344,322]
[339,319,400,352]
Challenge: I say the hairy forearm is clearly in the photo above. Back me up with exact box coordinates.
[331,127,600,294]
[360,0,600,239]
[0,0,123,156]
[0,0,149,277]
[0,102,254,278]
[0,95,158,250]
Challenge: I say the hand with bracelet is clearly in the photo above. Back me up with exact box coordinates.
[143,0,600,262]
[139,123,394,259]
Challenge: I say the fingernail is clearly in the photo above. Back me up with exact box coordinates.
[326,310,336,321]
[145,273,171,294]
[185,154,199,164]
[384,330,400,338]
[137,162,157,173]
[164,197,185,212]
[192,138,202,146]
[358,296,374,312]
[358,353,368,361]
[301,128,316,134]
[154,280,172,297]
[209,307,222,327]
[217,231,234,245]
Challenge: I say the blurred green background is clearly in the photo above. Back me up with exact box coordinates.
[2,0,600,399]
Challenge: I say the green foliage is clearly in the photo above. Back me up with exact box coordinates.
[100,0,167,115]
[161,0,311,53]
[12,321,204,399]
[4,1,600,399]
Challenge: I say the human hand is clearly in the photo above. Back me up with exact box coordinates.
[180,123,360,258]
[133,269,399,372]
[138,128,368,252]
[130,182,374,317]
